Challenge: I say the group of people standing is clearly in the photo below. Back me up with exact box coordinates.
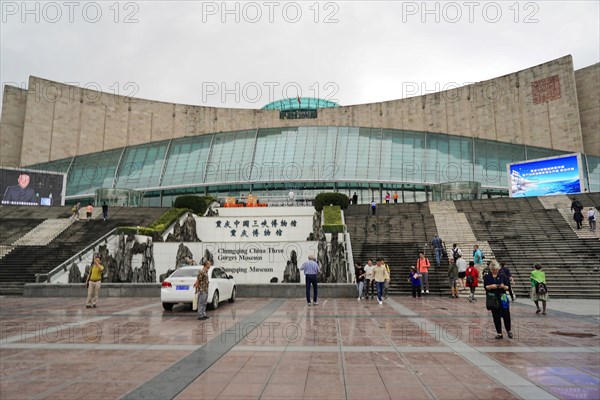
[354,259,391,305]
[351,236,550,341]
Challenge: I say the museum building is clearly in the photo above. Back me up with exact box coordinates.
[0,55,598,206]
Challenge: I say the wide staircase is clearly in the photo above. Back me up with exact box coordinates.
[537,194,600,239]
[0,206,167,295]
[456,194,600,299]
[345,203,448,296]
[428,201,494,262]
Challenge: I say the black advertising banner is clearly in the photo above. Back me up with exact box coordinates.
[0,168,66,206]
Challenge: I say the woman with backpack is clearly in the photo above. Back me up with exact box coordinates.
[530,264,548,315]
[465,261,479,302]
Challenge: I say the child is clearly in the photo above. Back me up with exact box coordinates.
[408,266,422,298]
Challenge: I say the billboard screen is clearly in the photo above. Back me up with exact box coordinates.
[0,168,66,206]
[507,154,583,198]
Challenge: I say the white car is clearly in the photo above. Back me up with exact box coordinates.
[161,266,236,311]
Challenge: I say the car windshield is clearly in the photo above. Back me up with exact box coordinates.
[169,268,199,278]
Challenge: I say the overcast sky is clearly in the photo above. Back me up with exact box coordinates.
[1,1,599,108]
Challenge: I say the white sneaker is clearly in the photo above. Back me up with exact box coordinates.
[357,297,361,300]
[421,290,424,294]
[378,300,383,305]
[426,290,429,294]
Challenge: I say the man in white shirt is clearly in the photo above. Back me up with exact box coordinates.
[364,259,375,299]
[455,254,468,291]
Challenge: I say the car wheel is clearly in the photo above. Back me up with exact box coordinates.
[211,290,219,310]
[162,302,174,311]
[229,286,236,303]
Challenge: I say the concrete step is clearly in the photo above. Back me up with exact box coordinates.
[0,283,25,296]
[0,245,14,260]
[12,218,74,246]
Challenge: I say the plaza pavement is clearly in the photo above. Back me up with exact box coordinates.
[0,295,598,400]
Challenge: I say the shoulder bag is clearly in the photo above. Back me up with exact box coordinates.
[486,291,499,310]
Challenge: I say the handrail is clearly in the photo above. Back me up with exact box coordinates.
[44,228,118,283]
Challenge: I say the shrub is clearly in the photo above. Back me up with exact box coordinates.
[322,225,345,234]
[148,208,190,231]
[117,208,190,236]
[323,205,343,225]
[322,205,345,234]
[173,195,216,215]
[314,192,349,212]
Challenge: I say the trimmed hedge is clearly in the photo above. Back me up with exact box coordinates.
[117,208,191,236]
[323,205,343,225]
[314,192,349,212]
[322,205,345,234]
[322,225,345,234]
[173,195,216,215]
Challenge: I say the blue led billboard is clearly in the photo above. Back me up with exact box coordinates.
[508,154,583,197]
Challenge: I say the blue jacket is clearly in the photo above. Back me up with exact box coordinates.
[409,271,421,286]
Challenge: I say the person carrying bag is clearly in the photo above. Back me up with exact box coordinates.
[483,260,512,339]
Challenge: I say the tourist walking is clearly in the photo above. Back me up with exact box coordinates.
[448,259,459,298]
[300,255,320,305]
[372,259,390,305]
[383,258,391,299]
[354,262,366,300]
[499,262,516,301]
[371,200,377,216]
[465,261,479,302]
[574,208,584,229]
[393,191,398,203]
[451,244,462,263]
[530,264,548,315]
[587,208,597,231]
[416,252,430,294]
[431,234,444,267]
[473,244,484,273]
[483,260,513,339]
[72,202,81,220]
[385,192,391,204]
[456,254,468,291]
[352,192,358,205]
[364,259,375,299]
[571,197,583,213]
[194,261,211,320]
[86,203,94,221]
[409,266,422,298]
[85,255,105,308]
[102,202,109,221]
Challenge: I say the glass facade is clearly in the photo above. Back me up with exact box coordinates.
[28,126,600,206]
[262,97,339,111]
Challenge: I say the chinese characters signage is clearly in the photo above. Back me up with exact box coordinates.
[214,218,298,238]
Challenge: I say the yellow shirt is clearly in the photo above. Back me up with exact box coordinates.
[89,264,104,281]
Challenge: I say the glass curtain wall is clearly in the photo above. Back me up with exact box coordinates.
[26,127,600,205]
